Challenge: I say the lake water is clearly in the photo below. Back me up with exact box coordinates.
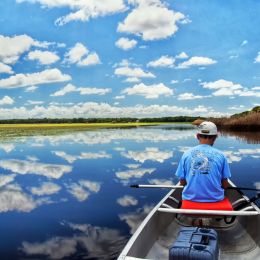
[0,124,259,259]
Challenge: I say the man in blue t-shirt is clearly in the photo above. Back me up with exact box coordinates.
[175,121,231,202]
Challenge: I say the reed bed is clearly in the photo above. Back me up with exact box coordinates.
[211,113,260,131]
[192,112,260,131]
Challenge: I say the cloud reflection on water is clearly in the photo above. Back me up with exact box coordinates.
[119,205,154,235]
[0,143,15,153]
[0,184,50,213]
[117,195,138,207]
[121,147,173,163]
[148,178,175,186]
[0,159,72,179]
[30,182,61,196]
[0,174,16,187]
[53,150,112,163]
[116,168,156,180]
[20,222,126,259]
[24,128,195,147]
[66,180,101,202]
[223,148,260,163]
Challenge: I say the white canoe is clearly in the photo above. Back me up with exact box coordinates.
[118,180,260,260]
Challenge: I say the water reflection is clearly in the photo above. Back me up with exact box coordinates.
[0,125,258,259]
[21,223,126,259]
[0,159,72,179]
[223,148,260,163]
[117,195,138,207]
[30,182,61,196]
[65,180,101,202]
[119,205,154,235]
[121,147,173,163]
[11,127,195,146]
[220,130,260,144]
[0,184,50,213]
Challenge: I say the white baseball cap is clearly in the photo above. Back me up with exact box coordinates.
[197,121,218,135]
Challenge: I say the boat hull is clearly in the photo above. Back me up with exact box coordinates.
[118,182,260,259]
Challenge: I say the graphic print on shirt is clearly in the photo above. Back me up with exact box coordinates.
[190,151,210,175]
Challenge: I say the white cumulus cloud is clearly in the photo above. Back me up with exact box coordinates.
[147,55,175,68]
[122,83,173,99]
[255,52,260,63]
[178,92,206,100]
[115,37,137,50]
[200,79,258,97]
[175,52,188,59]
[27,50,60,65]
[0,102,225,119]
[0,69,71,89]
[0,96,14,105]
[117,1,186,40]
[115,66,155,79]
[64,43,100,67]
[177,56,217,69]
[0,34,49,64]
[51,83,111,97]
[17,0,127,26]
[51,84,77,97]
[26,100,44,105]
[0,62,13,74]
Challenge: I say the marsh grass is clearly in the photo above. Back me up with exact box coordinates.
[212,113,260,131]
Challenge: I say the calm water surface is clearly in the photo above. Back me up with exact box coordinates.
[0,124,259,259]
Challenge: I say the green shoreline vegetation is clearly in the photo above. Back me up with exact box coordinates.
[0,106,258,130]
[0,122,168,129]
[0,116,199,129]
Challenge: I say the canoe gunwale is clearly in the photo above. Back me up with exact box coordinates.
[157,207,260,216]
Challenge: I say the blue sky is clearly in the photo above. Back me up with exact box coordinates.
[0,0,259,119]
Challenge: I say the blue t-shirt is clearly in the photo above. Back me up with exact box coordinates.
[175,144,231,202]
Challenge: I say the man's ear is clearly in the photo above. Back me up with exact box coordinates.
[196,134,200,140]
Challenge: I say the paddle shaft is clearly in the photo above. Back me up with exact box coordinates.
[130,184,184,189]
[131,184,260,192]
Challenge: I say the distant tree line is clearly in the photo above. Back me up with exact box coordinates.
[0,116,204,124]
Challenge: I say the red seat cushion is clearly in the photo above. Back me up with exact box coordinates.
[181,198,233,211]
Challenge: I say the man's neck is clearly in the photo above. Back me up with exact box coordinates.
[199,140,214,146]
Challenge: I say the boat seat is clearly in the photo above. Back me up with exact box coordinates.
[181,198,233,211]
